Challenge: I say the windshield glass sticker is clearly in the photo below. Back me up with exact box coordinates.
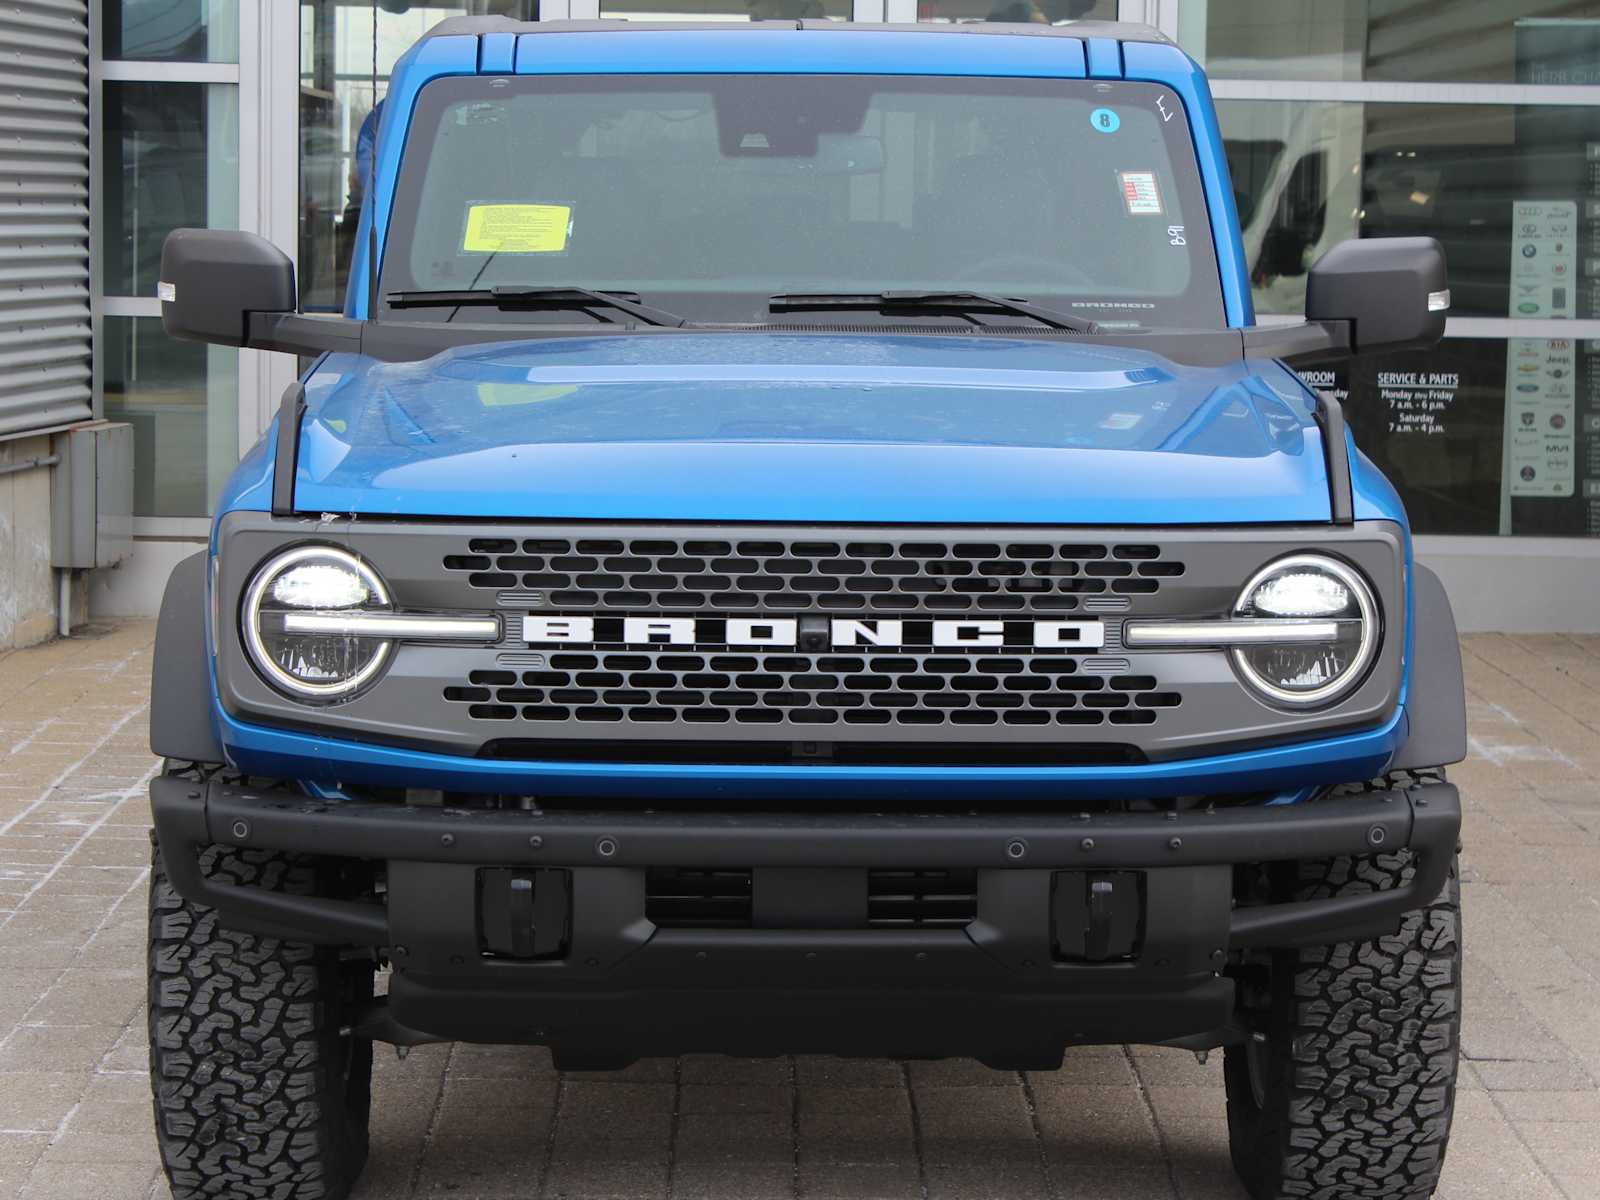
[1089,107,1120,133]
[462,203,572,254]
[1156,94,1174,122]
[1117,170,1163,216]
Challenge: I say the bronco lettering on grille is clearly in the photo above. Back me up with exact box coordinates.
[521,615,1105,650]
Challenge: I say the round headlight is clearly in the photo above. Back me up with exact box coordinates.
[242,546,392,700]
[1232,554,1378,707]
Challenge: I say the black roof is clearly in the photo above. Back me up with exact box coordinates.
[422,16,1170,44]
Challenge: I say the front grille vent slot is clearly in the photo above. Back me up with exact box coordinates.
[644,867,979,930]
[446,536,1185,613]
[445,661,1183,730]
[867,869,979,928]
[646,867,753,929]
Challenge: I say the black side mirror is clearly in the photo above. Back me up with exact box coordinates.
[159,229,296,347]
[1305,236,1448,355]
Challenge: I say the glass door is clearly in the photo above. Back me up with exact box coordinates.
[97,1,243,522]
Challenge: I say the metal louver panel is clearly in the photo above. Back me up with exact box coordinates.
[0,0,91,439]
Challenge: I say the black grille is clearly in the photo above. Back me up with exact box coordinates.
[444,536,1184,613]
[444,656,1182,729]
[645,867,753,928]
[644,867,978,930]
[867,869,978,928]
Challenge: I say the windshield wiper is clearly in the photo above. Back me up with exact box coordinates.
[385,286,688,327]
[770,290,1097,333]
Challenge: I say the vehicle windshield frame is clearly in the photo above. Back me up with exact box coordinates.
[378,70,1226,333]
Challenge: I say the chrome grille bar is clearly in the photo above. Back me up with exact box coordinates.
[1123,619,1343,648]
[282,611,500,640]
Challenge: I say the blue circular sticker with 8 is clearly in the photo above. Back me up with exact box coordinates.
[1090,108,1120,133]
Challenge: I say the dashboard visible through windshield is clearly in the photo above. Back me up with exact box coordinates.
[382,73,1224,331]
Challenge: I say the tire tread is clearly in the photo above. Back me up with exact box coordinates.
[1226,849,1462,1200]
[148,838,371,1200]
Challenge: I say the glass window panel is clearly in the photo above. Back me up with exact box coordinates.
[917,0,1112,24]
[1220,99,1600,318]
[103,317,238,518]
[1299,337,1599,537]
[102,82,239,300]
[1180,2,1600,84]
[600,0,848,18]
[382,74,1223,328]
[105,0,240,63]
[298,2,539,312]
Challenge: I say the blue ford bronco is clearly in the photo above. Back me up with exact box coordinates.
[148,17,1467,1200]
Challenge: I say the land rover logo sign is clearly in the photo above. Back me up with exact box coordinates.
[521,615,1106,650]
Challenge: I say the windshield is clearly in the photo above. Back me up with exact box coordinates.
[382,73,1223,330]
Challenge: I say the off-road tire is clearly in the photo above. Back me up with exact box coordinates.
[1224,850,1461,1200]
[148,836,374,1200]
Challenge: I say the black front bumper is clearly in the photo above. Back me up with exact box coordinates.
[150,774,1460,1066]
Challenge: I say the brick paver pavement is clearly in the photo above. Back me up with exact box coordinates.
[0,621,1597,1199]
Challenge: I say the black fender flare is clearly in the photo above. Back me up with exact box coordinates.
[1390,563,1467,770]
[150,551,225,764]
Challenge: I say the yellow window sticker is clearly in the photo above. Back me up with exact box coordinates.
[463,204,572,253]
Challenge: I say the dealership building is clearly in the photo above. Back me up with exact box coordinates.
[1,0,1597,648]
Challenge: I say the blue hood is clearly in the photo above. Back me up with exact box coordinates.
[291,334,1333,524]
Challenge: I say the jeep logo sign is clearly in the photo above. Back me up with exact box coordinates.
[521,615,1105,651]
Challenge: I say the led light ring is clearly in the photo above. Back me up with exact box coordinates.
[243,545,394,699]
[1230,553,1379,708]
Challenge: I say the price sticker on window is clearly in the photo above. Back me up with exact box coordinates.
[462,203,572,253]
[1116,170,1164,216]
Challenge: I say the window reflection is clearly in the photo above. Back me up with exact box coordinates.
[105,0,240,63]
[1307,338,1600,538]
[1181,1,1600,84]
[596,0,849,21]
[103,82,239,299]
[916,0,1111,24]
[103,318,239,518]
[1219,101,1600,319]
[298,1,539,312]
